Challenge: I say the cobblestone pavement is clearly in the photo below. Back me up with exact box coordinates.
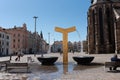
[0,53,120,80]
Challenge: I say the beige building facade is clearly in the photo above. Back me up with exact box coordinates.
[0,23,47,55]
[6,23,28,54]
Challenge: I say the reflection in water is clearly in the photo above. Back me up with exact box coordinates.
[73,62,104,71]
[30,63,58,74]
[63,64,68,74]
[0,62,104,80]
[37,65,58,73]
[32,62,103,74]
[55,62,74,74]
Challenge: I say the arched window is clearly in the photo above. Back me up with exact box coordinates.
[99,8,104,44]
[106,8,112,43]
[92,10,96,45]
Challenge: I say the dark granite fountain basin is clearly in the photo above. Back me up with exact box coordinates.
[73,56,94,65]
[37,57,58,65]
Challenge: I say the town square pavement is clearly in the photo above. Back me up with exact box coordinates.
[0,53,120,80]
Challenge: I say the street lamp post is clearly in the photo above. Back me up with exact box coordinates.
[33,16,38,56]
[33,16,38,34]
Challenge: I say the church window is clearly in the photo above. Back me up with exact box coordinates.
[99,8,104,44]
[106,8,112,43]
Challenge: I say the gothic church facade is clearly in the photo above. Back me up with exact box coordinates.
[87,0,120,54]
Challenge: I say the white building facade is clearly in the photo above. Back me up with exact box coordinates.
[0,28,11,56]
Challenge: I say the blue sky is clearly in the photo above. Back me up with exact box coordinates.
[0,0,91,44]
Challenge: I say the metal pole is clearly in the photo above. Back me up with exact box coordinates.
[33,16,38,56]
[33,16,38,34]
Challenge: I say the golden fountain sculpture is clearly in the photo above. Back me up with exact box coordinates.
[55,26,76,65]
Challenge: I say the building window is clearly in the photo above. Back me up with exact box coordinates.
[92,10,96,45]
[0,33,1,38]
[18,34,20,37]
[106,8,112,44]
[6,36,9,39]
[18,39,20,42]
[6,48,9,55]
[13,39,15,42]
[6,42,9,46]
[13,45,15,48]
[2,34,4,38]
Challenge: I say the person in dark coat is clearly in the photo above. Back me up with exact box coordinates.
[111,54,120,61]
[15,50,23,61]
[110,54,120,70]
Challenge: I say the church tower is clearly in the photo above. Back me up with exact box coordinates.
[87,0,120,54]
